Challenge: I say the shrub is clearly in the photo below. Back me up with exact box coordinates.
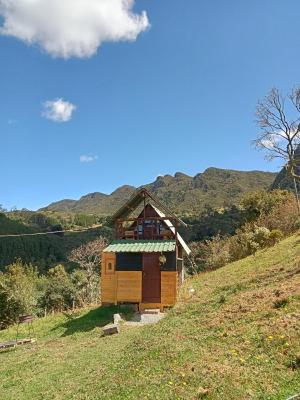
[0,260,40,328]
[229,224,283,260]
[41,265,77,313]
[241,189,292,220]
[228,224,258,260]
[252,226,270,247]
[268,229,284,246]
[185,235,230,274]
[257,195,299,235]
[295,218,300,230]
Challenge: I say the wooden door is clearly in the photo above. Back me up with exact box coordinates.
[142,253,161,303]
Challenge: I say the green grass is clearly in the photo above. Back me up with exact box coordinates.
[1,235,300,399]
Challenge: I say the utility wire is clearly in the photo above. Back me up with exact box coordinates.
[0,226,102,238]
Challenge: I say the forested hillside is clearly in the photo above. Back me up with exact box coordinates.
[0,212,113,271]
[0,166,287,271]
[41,168,276,216]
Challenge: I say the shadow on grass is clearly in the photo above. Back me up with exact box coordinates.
[55,305,134,337]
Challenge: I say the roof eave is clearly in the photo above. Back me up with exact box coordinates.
[110,187,187,227]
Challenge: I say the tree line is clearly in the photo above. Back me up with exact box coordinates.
[0,237,107,329]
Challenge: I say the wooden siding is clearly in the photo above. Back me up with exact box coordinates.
[116,272,142,303]
[161,271,178,306]
[101,253,117,304]
[101,252,179,307]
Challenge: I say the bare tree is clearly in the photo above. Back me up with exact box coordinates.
[69,237,107,305]
[255,87,300,212]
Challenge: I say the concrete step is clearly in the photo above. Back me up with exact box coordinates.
[140,313,164,324]
[143,309,160,315]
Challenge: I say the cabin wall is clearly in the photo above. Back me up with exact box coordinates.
[116,272,142,302]
[101,251,179,307]
[101,252,117,304]
[161,271,178,306]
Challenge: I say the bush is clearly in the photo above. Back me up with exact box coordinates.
[228,224,258,261]
[252,226,271,248]
[187,224,285,275]
[268,229,284,246]
[41,265,77,313]
[0,260,40,328]
[241,190,292,221]
[295,218,300,230]
[230,224,285,261]
[185,235,230,274]
[257,195,299,235]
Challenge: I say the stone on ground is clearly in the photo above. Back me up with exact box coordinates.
[103,323,120,336]
[113,313,124,324]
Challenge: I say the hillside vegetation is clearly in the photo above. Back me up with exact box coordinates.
[41,168,276,216]
[271,167,300,193]
[0,211,113,271]
[1,234,299,399]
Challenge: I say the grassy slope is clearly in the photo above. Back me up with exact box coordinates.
[1,235,300,400]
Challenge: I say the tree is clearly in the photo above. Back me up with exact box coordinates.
[240,189,292,220]
[68,237,107,305]
[254,87,300,212]
[42,264,76,313]
[0,260,40,328]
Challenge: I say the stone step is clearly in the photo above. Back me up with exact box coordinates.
[143,309,160,315]
[140,313,164,324]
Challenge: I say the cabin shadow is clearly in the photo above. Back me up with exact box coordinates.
[56,305,133,337]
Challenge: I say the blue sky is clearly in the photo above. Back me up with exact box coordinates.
[1,0,299,210]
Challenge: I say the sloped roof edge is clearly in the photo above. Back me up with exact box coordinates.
[151,205,191,256]
[110,187,187,227]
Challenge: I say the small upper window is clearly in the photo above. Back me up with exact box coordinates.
[106,261,114,274]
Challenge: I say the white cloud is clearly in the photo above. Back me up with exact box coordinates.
[0,0,149,58]
[261,139,275,149]
[80,155,98,163]
[42,98,76,122]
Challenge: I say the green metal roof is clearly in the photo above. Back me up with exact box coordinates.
[103,240,176,253]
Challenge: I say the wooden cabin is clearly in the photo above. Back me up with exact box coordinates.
[101,188,191,312]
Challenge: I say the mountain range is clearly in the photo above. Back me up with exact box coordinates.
[40,167,277,217]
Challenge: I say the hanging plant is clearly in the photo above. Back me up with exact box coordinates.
[159,254,166,265]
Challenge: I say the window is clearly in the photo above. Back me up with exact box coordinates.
[105,260,115,274]
[116,253,143,271]
[160,252,176,271]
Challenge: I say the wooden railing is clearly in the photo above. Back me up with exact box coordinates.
[115,217,178,241]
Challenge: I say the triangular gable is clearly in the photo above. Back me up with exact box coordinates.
[110,187,186,227]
